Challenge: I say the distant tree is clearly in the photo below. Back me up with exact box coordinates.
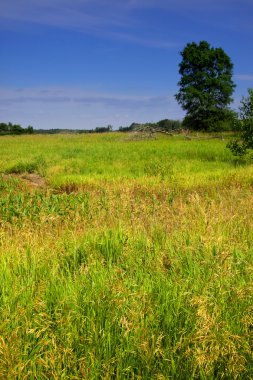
[10,123,23,134]
[0,122,34,135]
[157,119,182,131]
[129,122,140,130]
[94,125,112,133]
[26,125,34,134]
[0,123,9,133]
[175,41,236,131]
[227,88,253,157]
[118,125,134,132]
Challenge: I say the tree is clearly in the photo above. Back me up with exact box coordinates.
[157,119,181,131]
[94,125,113,133]
[175,41,236,131]
[10,123,23,134]
[26,125,34,134]
[227,88,253,157]
[0,123,9,133]
[0,122,34,135]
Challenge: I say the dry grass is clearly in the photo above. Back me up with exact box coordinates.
[0,133,252,379]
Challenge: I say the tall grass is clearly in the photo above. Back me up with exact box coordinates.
[0,133,252,379]
[0,133,250,187]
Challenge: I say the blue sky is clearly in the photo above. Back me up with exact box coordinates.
[1,0,253,130]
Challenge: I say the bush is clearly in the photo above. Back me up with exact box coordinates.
[157,119,182,131]
[227,89,253,157]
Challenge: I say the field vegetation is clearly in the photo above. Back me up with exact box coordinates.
[0,132,252,379]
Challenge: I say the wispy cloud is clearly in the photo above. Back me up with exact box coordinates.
[2,0,251,47]
[0,86,171,107]
[0,0,241,25]
[124,0,234,11]
[234,74,253,81]
[0,0,180,49]
[0,86,183,129]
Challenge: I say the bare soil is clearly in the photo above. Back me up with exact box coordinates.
[6,173,48,189]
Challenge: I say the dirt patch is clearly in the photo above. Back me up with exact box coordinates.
[6,173,48,189]
[19,173,47,188]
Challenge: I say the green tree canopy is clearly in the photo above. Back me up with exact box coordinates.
[0,122,34,135]
[227,88,253,157]
[175,41,236,131]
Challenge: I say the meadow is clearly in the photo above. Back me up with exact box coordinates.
[0,132,252,379]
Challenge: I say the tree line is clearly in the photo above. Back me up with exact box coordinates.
[119,120,182,133]
[0,122,34,135]
[1,40,252,156]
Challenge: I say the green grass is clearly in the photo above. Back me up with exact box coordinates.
[0,133,250,186]
[0,132,252,379]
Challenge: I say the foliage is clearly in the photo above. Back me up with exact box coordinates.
[175,41,236,131]
[119,119,182,133]
[94,125,113,133]
[157,118,182,131]
[118,124,135,132]
[0,122,34,135]
[227,88,253,157]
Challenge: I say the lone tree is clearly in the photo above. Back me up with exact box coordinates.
[227,88,253,157]
[175,41,236,131]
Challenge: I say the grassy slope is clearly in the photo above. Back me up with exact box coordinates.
[0,133,252,379]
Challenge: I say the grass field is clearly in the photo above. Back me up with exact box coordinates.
[0,132,252,379]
